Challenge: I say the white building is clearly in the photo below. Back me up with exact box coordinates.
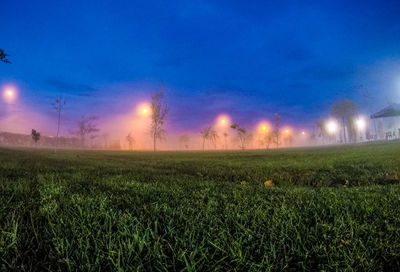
[370,104,400,140]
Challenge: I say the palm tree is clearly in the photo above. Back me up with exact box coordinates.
[230,123,247,150]
[223,132,228,150]
[200,126,218,151]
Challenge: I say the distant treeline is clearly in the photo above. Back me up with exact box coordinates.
[0,131,81,148]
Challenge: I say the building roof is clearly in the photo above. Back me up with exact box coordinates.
[370,103,400,119]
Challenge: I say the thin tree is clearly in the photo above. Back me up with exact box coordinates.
[272,113,281,147]
[209,130,219,150]
[360,85,377,137]
[102,132,110,149]
[126,132,135,150]
[89,134,99,148]
[263,131,273,149]
[31,129,41,145]
[230,123,247,150]
[178,134,190,150]
[73,116,99,148]
[223,132,229,150]
[200,126,218,151]
[52,96,66,153]
[283,131,294,147]
[200,126,211,151]
[330,99,358,143]
[150,87,168,152]
[0,49,11,63]
[316,119,329,144]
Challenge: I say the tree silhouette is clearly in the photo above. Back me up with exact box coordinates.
[150,85,168,152]
[31,129,41,145]
[0,49,11,63]
[261,130,273,149]
[200,126,218,151]
[330,99,358,143]
[178,134,190,150]
[230,123,247,150]
[223,132,229,150]
[102,132,110,149]
[73,116,99,147]
[52,96,66,153]
[316,118,330,144]
[126,132,135,150]
[272,113,281,147]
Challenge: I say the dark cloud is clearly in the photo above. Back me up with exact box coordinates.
[45,78,97,97]
[202,85,258,98]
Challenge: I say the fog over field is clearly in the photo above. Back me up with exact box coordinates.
[2,1,400,151]
[0,83,315,150]
[2,1,400,270]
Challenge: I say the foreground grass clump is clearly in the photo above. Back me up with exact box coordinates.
[1,142,400,271]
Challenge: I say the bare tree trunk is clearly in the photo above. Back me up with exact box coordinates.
[202,138,205,151]
[54,110,61,153]
[153,131,156,152]
[342,117,347,144]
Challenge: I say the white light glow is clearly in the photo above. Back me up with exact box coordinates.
[355,117,366,131]
[2,85,18,103]
[326,120,338,134]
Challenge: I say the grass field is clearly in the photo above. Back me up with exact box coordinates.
[1,142,400,271]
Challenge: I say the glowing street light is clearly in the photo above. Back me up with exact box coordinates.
[217,115,230,128]
[2,85,17,103]
[355,117,366,131]
[257,122,269,134]
[326,120,338,134]
[301,131,306,136]
[285,129,290,135]
[137,103,151,116]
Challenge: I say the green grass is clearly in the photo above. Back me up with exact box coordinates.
[1,142,400,271]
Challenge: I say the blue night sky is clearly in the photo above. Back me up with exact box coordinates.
[1,0,400,134]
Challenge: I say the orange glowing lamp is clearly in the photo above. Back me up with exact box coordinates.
[137,103,151,116]
[217,115,230,127]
